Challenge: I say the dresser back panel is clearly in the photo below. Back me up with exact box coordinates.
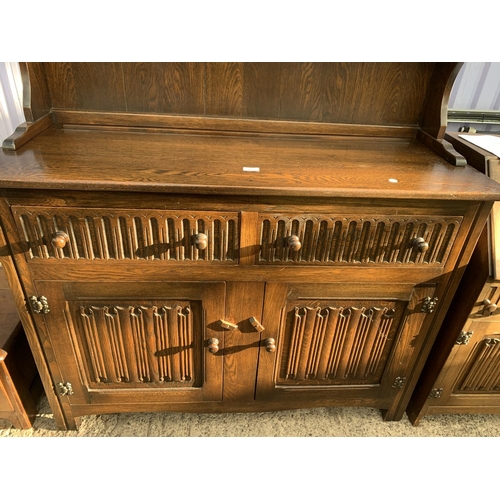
[40,62,435,126]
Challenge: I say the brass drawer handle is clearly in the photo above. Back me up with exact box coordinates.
[287,235,302,252]
[264,338,276,353]
[52,231,70,249]
[194,233,208,250]
[208,338,219,354]
[411,237,429,253]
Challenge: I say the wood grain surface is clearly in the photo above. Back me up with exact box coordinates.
[2,61,499,430]
[37,62,435,126]
[2,127,500,199]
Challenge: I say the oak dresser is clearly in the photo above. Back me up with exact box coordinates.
[1,63,500,430]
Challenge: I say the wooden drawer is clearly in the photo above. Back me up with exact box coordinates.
[257,213,463,266]
[12,206,239,264]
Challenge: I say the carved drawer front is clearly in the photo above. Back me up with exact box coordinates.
[12,206,239,263]
[276,299,407,386]
[258,213,463,266]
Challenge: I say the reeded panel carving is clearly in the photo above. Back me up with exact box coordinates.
[259,214,462,265]
[458,338,500,392]
[13,207,239,263]
[72,300,202,388]
[277,300,405,386]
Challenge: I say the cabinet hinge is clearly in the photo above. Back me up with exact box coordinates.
[56,382,74,397]
[392,376,406,389]
[428,388,443,399]
[421,297,438,313]
[456,331,473,345]
[29,295,50,314]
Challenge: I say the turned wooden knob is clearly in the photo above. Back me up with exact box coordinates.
[265,338,276,353]
[412,237,429,253]
[208,338,219,354]
[287,235,302,252]
[483,299,498,313]
[52,231,69,248]
[194,233,208,250]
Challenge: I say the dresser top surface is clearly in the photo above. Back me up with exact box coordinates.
[1,126,500,201]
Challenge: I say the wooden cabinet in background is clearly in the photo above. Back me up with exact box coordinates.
[408,132,500,424]
[1,63,500,430]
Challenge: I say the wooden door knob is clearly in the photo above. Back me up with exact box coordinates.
[194,233,208,250]
[411,237,429,252]
[52,231,70,248]
[264,338,276,353]
[483,299,498,313]
[287,235,302,251]
[208,338,219,354]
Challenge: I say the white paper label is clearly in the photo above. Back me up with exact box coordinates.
[459,134,500,158]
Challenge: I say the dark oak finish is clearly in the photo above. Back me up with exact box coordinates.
[420,63,463,139]
[41,63,435,125]
[5,63,463,150]
[1,63,500,430]
[20,62,51,123]
[44,62,126,111]
[1,113,54,151]
[123,63,205,115]
[0,129,493,199]
[53,110,419,138]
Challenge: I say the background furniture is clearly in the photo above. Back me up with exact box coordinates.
[1,63,500,430]
[408,132,500,424]
[0,266,42,429]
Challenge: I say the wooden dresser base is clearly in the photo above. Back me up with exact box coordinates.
[2,63,500,430]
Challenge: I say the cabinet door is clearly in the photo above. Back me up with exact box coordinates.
[256,282,437,410]
[428,319,500,409]
[34,281,225,407]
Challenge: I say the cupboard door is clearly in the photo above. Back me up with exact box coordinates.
[256,282,437,409]
[428,319,500,409]
[34,281,225,406]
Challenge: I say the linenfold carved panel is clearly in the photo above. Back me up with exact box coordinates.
[277,301,405,386]
[71,300,201,388]
[259,214,462,265]
[13,206,239,262]
[458,337,500,392]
